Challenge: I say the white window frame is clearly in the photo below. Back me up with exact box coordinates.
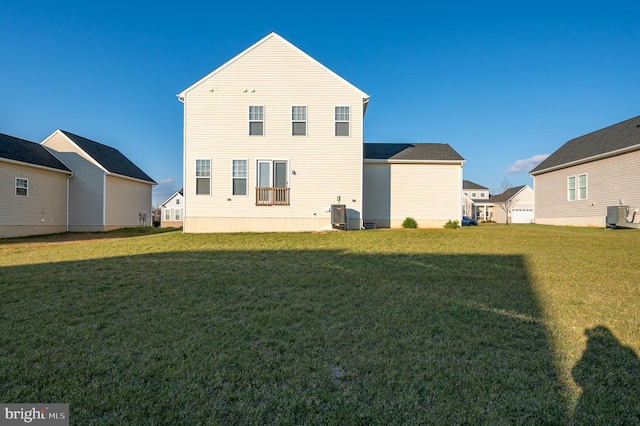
[567,176,576,201]
[292,105,307,136]
[335,106,350,136]
[175,209,181,221]
[249,105,264,136]
[232,159,248,196]
[195,159,211,195]
[15,177,28,196]
[164,208,171,220]
[578,173,587,200]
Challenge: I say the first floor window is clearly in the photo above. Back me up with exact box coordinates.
[335,106,350,136]
[175,209,181,221]
[578,173,587,200]
[292,106,307,136]
[196,159,211,195]
[249,105,264,135]
[15,178,28,196]
[567,176,576,201]
[232,159,248,195]
[164,209,171,220]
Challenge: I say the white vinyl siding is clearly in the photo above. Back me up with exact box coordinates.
[363,161,462,228]
[105,175,152,228]
[534,150,640,226]
[181,33,367,230]
[0,162,68,227]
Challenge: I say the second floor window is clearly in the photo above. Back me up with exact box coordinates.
[249,106,264,136]
[335,106,350,136]
[15,178,28,196]
[292,106,307,136]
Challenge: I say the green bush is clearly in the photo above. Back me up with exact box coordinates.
[402,217,418,228]
[443,220,460,229]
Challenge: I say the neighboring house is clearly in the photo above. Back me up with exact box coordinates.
[178,32,370,232]
[530,115,640,227]
[40,130,156,233]
[363,143,465,228]
[462,180,492,221]
[161,189,184,228]
[490,185,534,224]
[0,133,73,238]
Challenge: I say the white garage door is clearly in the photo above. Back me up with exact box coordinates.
[512,208,534,223]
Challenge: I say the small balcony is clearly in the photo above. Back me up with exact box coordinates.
[256,187,290,206]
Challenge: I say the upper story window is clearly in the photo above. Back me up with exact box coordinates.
[232,159,248,195]
[292,106,307,136]
[249,106,264,136]
[568,174,587,201]
[195,159,211,195]
[480,192,486,198]
[471,192,477,198]
[15,178,28,196]
[335,106,350,136]
[176,198,180,205]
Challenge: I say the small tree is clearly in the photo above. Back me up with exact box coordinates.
[493,177,517,225]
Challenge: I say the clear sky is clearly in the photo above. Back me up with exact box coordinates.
[2,1,639,204]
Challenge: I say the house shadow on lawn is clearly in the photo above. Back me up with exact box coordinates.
[1,249,572,424]
[572,326,640,424]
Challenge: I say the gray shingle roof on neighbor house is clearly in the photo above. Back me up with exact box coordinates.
[61,130,156,184]
[0,133,72,172]
[490,185,526,203]
[363,143,464,161]
[530,115,640,174]
[463,180,488,190]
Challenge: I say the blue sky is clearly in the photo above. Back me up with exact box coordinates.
[2,1,639,205]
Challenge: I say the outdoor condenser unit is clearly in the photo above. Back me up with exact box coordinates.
[331,204,347,230]
[606,205,640,229]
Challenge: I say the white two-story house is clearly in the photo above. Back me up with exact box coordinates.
[178,32,369,232]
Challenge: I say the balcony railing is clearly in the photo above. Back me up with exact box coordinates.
[256,187,290,206]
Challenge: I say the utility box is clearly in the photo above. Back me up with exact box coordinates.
[331,204,347,230]
[606,205,628,228]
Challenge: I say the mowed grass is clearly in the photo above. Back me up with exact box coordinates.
[0,226,639,424]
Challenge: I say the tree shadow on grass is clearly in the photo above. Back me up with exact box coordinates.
[572,326,640,424]
[0,250,569,424]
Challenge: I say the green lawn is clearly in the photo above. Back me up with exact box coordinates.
[1,226,639,424]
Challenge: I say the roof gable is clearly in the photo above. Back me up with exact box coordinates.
[0,133,71,172]
[463,180,488,190]
[57,130,156,184]
[178,32,369,104]
[364,143,465,162]
[490,185,528,203]
[530,115,640,174]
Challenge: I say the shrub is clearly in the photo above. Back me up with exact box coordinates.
[443,220,459,229]
[402,217,418,228]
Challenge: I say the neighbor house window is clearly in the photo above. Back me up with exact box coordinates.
[292,106,307,136]
[480,192,486,198]
[335,106,350,136]
[232,159,248,195]
[567,176,576,201]
[195,159,211,195]
[15,178,28,196]
[176,198,180,205]
[249,106,264,135]
[164,209,171,220]
[472,192,477,198]
[578,173,587,200]
[175,209,181,221]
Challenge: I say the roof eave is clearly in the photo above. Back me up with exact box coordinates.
[530,144,640,176]
[0,157,73,175]
[364,158,465,164]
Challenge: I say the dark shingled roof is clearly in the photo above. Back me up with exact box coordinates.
[364,143,464,161]
[0,133,71,172]
[530,115,640,174]
[463,180,488,190]
[61,130,156,184]
[490,185,526,203]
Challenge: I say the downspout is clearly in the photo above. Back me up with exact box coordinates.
[66,172,73,232]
